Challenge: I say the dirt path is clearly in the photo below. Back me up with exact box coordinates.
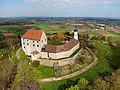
[16,48,21,59]
[41,47,98,82]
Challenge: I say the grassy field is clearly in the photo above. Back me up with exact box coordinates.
[34,24,73,34]
[87,29,103,36]
[0,25,34,35]
[33,65,56,79]
[108,30,120,36]
[41,41,113,90]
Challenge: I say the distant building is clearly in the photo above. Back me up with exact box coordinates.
[95,24,106,30]
[21,28,80,60]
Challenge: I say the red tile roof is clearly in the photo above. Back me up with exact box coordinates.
[22,28,43,40]
[2,32,16,37]
[31,50,39,54]
[42,39,79,53]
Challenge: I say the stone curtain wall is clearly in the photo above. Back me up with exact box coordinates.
[37,49,82,67]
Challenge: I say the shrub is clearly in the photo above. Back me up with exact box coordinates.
[32,60,40,67]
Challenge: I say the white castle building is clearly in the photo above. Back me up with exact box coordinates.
[21,28,79,60]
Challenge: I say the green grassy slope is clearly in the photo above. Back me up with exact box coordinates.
[41,42,113,90]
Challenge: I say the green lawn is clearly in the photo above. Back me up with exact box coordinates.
[33,65,56,79]
[41,42,113,90]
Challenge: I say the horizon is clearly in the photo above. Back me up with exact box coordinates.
[0,16,120,20]
[0,0,120,18]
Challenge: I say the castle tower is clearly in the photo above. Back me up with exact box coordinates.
[74,26,78,40]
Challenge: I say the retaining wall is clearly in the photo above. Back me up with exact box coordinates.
[36,49,82,67]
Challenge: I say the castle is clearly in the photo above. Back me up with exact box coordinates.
[21,28,79,60]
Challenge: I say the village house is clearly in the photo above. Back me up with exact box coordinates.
[21,28,80,60]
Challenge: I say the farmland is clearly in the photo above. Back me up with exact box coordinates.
[0,19,120,90]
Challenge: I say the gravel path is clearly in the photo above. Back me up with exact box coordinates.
[16,48,21,59]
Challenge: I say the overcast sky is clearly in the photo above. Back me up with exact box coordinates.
[0,0,120,18]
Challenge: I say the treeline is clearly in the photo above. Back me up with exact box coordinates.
[0,36,20,49]
[0,21,34,26]
[65,68,120,90]
[0,44,41,90]
[0,57,41,90]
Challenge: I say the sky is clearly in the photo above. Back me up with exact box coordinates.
[0,0,120,18]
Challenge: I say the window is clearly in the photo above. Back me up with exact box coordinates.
[23,39,24,41]
[48,53,49,58]
[23,42,25,45]
[33,44,35,47]
[42,40,43,42]
[24,46,25,48]
[33,41,34,42]
[37,45,39,47]
[37,41,39,43]
[27,39,28,41]
[45,39,46,41]
[27,43,29,45]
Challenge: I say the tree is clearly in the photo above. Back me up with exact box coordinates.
[0,59,19,90]
[64,32,71,36]
[93,77,110,90]
[11,59,39,90]
[110,69,120,90]
[78,78,89,90]
[0,76,7,90]
[107,46,120,70]
[57,33,65,41]
[93,69,120,90]
[101,36,106,41]
[66,85,79,90]
[17,80,41,90]
[4,37,20,47]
